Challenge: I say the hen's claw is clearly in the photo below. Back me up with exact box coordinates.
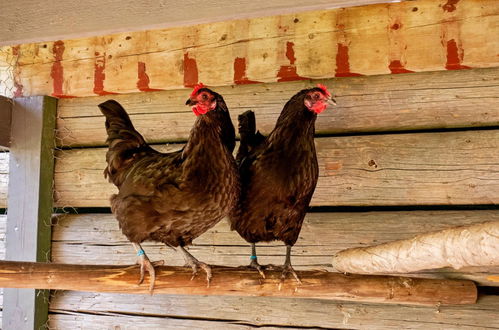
[186,260,213,285]
[137,257,164,293]
[280,263,302,285]
[179,246,212,287]
[278,245,302,290]
[248,258,266,279]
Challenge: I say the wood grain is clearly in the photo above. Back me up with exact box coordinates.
[48,313,259,330]
[55,67,499,147]
[0,260,478,306]
[51,211,499,287]
[49,291,499,329]
[1,0,498,98]
[53,130,499,207]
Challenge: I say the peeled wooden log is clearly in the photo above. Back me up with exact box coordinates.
[332,221,499,274]
[0,260,477,306]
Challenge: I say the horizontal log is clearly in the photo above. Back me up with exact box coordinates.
[53,130,499,207]
[2,0,498,98]
[48,313,253,330]
[51,211,499,287]
[332,221,499,274]
[49,292,499,329]
[56,67,499,147]
[0,260,477,306]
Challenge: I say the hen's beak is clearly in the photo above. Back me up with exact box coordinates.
[327,98,337,106]
[185,98,196,106]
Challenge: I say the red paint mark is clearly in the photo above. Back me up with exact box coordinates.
[183,52,198,87]
[277,42,308,82]
[388,60,414,74]
[391,23,400,30]
[443,0,460,12]
[93,53,118,96]
[335,43,363,77]
[285,41,297,65]
[50,40,76,98]
[445,39,471,70]
[11,45,23,97]
[12,45,19,56]
[233,57,260,85]
[137,62,163,92]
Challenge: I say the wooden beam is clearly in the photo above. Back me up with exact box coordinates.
[1,0,498,97]
[51,130,499,208]
[3,96,57,330]
[0,260,478,306]
[55,67,499,147]
[0,96,12,148]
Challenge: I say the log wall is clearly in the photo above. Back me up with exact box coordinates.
[0,0,498,328]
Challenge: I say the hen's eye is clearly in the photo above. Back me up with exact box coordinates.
[201,93,208,100]
[313,93,320,100]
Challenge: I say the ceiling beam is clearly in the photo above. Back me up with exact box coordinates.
[0,0,397,46]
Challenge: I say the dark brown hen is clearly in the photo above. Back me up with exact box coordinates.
[230,84,334,283]
[99,85,239,292]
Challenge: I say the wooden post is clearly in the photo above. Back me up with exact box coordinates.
[0,260,478,306]
[0,96,12,148]
[3,96,57,330]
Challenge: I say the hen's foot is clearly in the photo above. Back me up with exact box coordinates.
[136,255,164,293]
[248,257,266,279]
[278,263,302,290]
[179,246,212,287]
[185,259,212,285]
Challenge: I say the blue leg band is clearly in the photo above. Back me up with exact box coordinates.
[250,255,257,260]
[137,249,145,257]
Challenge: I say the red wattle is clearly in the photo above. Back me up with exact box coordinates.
[312,102,328,114]
[192,104,209,116]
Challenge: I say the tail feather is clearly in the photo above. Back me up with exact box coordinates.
[236,110,265,164]
[98,100,150,186]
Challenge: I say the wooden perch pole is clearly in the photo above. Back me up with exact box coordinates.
[332,221,499,274]
[0,260,476,306]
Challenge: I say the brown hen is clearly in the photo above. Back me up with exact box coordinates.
[230,84,334,284]
[99,85,239,292]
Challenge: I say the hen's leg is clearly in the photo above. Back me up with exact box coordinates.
[179,246,212,286]
[132,243,163,293]
[279,245,302,288]
[248,243,266,279]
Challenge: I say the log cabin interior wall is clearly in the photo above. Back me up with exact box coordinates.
[0,0,499,328]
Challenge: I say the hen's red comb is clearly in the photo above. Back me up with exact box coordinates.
[316,83,331,97]
[190,83,206,98]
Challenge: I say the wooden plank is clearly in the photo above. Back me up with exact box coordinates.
[0,260,477,306]
[49,291,499,329]
[0,152,7,208]
[48,313,264,330]
[55,67,499,147]
[0,96,11,148]
[3,96,57,330]
[53,130,499,207]
[51,211,499,287]
[1,0,498,98]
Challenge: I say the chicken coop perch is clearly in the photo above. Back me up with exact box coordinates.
[0,260,477,306]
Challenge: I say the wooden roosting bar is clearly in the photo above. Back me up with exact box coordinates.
[0,260,478,306]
